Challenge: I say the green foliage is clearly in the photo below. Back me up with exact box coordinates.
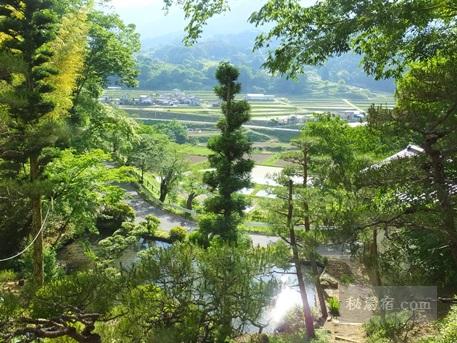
[339,274,355,286]
[127,127,167,183]
[163,0,229,45]
[200,62,254,242]
[126,125,186,203]
[155,120,189,144]
[359,54,457,286]
[76,10,140,100]
[98,215,160,261]
[364,311,417,343]
[0,267,127,342]
[249,0,457,80]
[437,305,457,343]
[46,149,132,239]
[181,169,206,210]
[419,304,457,343]
[327,297,340,317]
[156,144,187,203]
[136,45,386,96]
[116,241,279,342]
[69,10,140,151]
[97,202,135,235]
[264,307,329,343]
[20,247,63,283]
[142,215,160,235]
[267,329,330,343]
[0,0,63,273]
[0,241,280,341]
[169,226,188,242]
[167,0,456,81]
[0,270,17,283]
[0,183,31,263]
[78,105,139,160]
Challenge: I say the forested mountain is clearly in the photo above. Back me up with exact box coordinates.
[137,31,395,95]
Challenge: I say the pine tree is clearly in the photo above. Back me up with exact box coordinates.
[199,62,254,243]
[0,0,86,285]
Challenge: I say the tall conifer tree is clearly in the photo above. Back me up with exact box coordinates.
[0,0,61,285]
[199,62,254,243]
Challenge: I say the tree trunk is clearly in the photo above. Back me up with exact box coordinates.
[30,154,44,286]
[423,140,457,266]
[311,257,328,320]
[450,240,457,268]
[159,181,168,203]
[372,228,382,286]
[186,192,197,210]
[287,180,315,338]
[301,146,328,320]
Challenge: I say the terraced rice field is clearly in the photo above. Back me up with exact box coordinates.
[105,89,394,147]
[105,89,395,119]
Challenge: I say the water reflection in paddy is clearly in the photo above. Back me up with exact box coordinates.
[264,272,316,332]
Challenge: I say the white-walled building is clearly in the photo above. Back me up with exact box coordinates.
[245,93,276,101]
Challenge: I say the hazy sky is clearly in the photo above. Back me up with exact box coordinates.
[109,0,315,40]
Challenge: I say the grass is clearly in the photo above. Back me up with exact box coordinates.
[0,269,17,282]
[239,224,275,236]
[327,296,341,317]
[178,144,211,156]
[253,153,284,167]
[0,269,17,283]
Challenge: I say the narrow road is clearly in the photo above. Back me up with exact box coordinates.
[122,183,281,247]
[342,98,365,113]
[122,184,197,231]
[122,183,350,254]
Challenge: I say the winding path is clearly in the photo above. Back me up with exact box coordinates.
[121,183,281,247]
[122,183,197,231]
[122,183,350,255]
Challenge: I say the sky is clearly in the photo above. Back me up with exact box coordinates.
[109,0,264,40]
[109,0,316,41]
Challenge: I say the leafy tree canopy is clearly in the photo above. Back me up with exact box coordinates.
[165,0,457,79]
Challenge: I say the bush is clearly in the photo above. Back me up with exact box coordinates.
[188,230,209,246]
[364,311,417,343]
[339,274,355,285]
[97,203,135,234]
[275,306,307,334]
[419,303,457,343]
[169,226,187,242]
[327,297,340,317]
[143,215,160,235]
[267,329,330,343]
[20,248,63,282]
[438,304,457,343]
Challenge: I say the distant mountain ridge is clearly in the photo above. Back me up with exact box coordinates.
[137,31,395,97]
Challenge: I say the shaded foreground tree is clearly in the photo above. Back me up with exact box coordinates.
[0,269,127,343]
[199,62,254,243]
[283,137,328,322]
[265,174,315,338]
[1,241,284,343]
[360,54,457,273]
[0,0,88,285]
[288,178,316,337]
